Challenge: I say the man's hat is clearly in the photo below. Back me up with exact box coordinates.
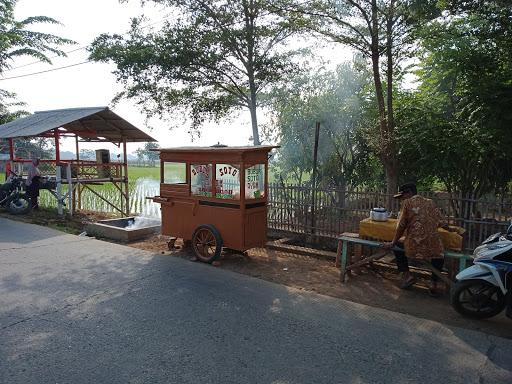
[393,182,417,198]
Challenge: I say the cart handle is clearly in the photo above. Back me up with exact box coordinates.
[148,196,169,203]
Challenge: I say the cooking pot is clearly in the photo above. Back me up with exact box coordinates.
[370,207,390,222]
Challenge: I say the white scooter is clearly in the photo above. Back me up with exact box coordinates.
[451,225,512,319]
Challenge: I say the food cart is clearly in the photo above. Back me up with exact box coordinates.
[153,146,278,263]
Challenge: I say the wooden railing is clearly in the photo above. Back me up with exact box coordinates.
[8,160,124,180]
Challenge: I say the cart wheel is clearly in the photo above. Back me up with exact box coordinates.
[192,224,223,263]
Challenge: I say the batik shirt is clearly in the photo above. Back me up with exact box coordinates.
[397,195,444,260]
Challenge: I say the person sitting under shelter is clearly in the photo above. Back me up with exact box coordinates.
[26,158,41,209]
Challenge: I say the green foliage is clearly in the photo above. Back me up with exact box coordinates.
[79,149,96,160]
[0,90,53,160]
[271,61,383,189]
[397,1,512,196]
[13,138,54,159]
[273,0,442,195]
[0,88,27,124]
[0,0,74,141]
[0,0,74,75]
[89,0,299,144]
[144,142,160,166]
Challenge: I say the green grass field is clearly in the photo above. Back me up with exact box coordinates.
[39,164,283,213]
[128,165,160,180]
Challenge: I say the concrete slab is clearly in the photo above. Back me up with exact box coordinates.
[85,217,161,242]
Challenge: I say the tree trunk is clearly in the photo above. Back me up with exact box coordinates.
[248,84,260,145]
[385,0,398,200]
[371,0,398,204]
[243,0,260,146]
[385,164,398,200]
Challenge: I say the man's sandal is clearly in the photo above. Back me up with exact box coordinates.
[399,275,417,289]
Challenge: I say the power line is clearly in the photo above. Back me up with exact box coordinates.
[6,46,89,72]
[3,13,173,74]
[0,60,92,81]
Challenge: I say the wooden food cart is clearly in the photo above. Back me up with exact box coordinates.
[153,146,277,263]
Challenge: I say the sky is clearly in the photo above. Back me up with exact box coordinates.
[2,0,351,156]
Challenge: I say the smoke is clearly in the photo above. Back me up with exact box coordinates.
[126,216,160,230]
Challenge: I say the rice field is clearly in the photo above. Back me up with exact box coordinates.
[39,166,161,217]
[37,164,279,217]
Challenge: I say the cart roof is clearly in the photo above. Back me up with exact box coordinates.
[159,145,279,153]
[159,145,279,163]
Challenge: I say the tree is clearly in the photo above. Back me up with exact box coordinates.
[0,89,27,125]
[79,149,96,160]
[0,0,73,132]
[0,0,73,75]
[135,147,146,166]
[89,0,298,145]
[144,142,160,167]
[397,1,512,198]
[270,61,380,189]
[14,137,54,160]
[274,0,439,197]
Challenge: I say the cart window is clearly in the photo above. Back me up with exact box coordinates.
[245,164,266,199]
[190,164,213,197]
[163,162,186,184]
[215,164,240,199]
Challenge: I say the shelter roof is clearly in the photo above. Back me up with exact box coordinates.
[0,106,156,143]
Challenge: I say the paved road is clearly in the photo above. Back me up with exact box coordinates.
[0,218,511,384]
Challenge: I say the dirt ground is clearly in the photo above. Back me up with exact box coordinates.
[2,208,510,339]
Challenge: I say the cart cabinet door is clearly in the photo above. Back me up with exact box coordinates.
[244,208,267,248]
[161,201,195,239]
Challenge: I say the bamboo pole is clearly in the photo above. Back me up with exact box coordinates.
[74,135,80,212]
[67,163,73,217]
[123,138,129,216]
[310,122,320,236]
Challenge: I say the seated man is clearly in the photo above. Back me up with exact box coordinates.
[26,158,41,209]
[384,183,450,296]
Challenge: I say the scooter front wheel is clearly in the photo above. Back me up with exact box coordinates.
[451,279,506,319]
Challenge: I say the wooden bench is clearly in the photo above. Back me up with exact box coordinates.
[336,234,472,284]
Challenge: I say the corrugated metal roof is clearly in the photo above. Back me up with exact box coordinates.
[0,106,156,142]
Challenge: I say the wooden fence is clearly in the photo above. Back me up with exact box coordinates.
[268,183,512,252]
[37,179,512,252]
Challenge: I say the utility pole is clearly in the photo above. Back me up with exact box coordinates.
[310,122,320,236]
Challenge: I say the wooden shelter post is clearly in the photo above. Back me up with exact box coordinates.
[123,138,129,216]
[74,134,80,212]
[66,163,73,217]
[8,138,14,175]
[56,164,63,215]
[54,129,61,163]
[8,138,14,160]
